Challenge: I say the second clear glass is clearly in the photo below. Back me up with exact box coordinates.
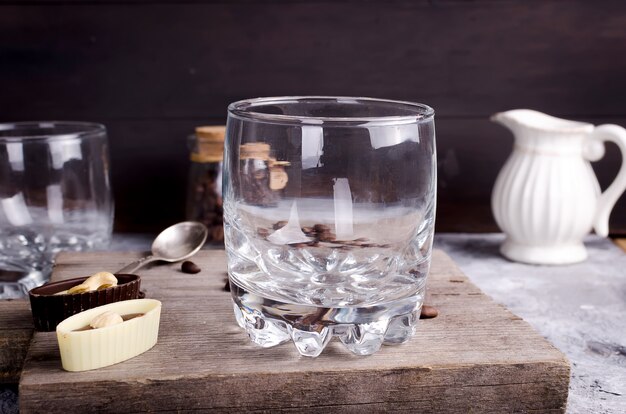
[0,122,113,298]
[224,97,436,357]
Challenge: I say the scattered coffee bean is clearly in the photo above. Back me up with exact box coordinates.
[420,305,439,319]
[265,222,390,247]
[273,220,288,230]
[181,261,201,274]
[318,232,336,242]
[313,224,330,233]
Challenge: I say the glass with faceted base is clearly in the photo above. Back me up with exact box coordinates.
[224,97,436,357]
[0,122,113,298]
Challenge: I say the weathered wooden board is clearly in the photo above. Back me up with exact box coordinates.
[0,300,33,383]
[19,250,570,413]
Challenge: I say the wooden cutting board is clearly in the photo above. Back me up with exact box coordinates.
[18,250,570,413]
[0,299,32,383]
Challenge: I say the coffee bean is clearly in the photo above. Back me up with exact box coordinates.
[223,279,231,292]
[343,240,361,246]
[420,305,439,319]
[314,224,335,241]
[313,224,330,233]
[318,232,336,242]
[273,221,288,230]
[211,225,224,242]
[257,228,270,238]
[181,261,201,274]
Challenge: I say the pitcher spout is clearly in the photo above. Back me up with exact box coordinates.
[491,109,593,134]
[490,110,528,131]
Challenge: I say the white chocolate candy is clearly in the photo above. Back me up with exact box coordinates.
[56,299,161,372]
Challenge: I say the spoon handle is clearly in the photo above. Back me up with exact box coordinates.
[116,255,158,274]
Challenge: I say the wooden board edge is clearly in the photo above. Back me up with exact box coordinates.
[19,359,570,413]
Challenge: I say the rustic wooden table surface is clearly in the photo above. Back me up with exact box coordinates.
[2,233,625,413]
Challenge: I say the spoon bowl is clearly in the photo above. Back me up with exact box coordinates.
[151,221,209,261]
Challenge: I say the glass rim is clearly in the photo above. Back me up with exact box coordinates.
[228,96,435,126]
[0,121,106,142]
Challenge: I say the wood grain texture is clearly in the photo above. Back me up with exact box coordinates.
[19,249,570,413]
[1,0,626,233]
[0,300,33,384]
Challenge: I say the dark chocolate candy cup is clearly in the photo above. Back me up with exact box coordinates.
[28,274,141,332]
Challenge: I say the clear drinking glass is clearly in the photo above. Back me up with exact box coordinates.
[0,122,114,298]
[224,97,436,357]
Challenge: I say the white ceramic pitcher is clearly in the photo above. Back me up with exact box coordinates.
[491,109,626,265]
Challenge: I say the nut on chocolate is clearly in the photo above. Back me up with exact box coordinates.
[65,272,118,295]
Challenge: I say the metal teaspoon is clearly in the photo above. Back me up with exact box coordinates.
[116,221,209,274]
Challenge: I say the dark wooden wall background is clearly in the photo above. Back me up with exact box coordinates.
[2,0,626,234]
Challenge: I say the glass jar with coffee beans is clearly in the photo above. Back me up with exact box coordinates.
[239,142,290,207]
[186,126,225,244]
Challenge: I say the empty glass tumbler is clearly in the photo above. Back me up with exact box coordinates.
[0,122,113,298]
[224,97,436,357]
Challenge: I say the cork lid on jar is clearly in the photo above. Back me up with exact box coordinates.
[192,126,226,163]
[239,142,271,160]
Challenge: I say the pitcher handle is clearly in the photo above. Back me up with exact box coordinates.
[586,124,626,237]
